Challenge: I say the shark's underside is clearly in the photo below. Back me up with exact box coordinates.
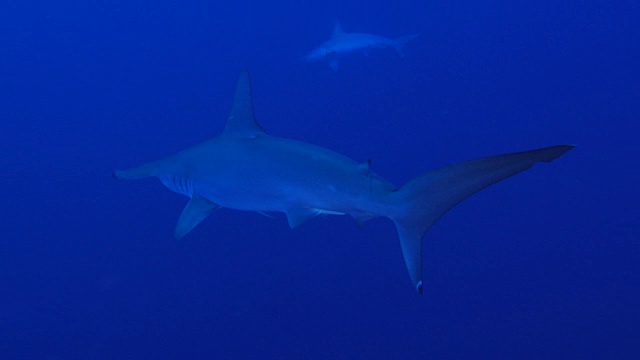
[115,70,573,294]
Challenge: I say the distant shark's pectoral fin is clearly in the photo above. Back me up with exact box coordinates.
[175,196,220,239]
[286,208,319,229]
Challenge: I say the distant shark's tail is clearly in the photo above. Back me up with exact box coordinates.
[387,145,574,294]
[393,34,419,57]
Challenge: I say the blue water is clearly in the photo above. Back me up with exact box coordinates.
[2,1,639,358]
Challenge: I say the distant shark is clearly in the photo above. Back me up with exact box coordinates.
[115,70,573,294]
[305,21,418,70]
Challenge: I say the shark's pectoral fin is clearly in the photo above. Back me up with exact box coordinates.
[286,208,319,229]
[175,196,220,239]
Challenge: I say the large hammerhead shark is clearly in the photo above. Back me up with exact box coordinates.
[114,70,573,294]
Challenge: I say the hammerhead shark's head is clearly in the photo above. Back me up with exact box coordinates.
[305,21,418,70]
[115,70,573,294]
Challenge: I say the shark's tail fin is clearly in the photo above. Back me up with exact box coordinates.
[393,34,419,57]
[388,145,574,294]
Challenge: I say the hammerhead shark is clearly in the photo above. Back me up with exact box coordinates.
[114,70,573,294]
[305,21,418,70]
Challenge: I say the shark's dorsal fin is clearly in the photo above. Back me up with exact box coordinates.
[224,69,266,136]
[332,21,345,38]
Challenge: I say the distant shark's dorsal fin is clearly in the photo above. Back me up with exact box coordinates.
[332,21,345,38]
[224,69,266,136]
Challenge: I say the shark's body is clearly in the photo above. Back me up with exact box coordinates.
[305,21,418,70]
[115,70,573,293]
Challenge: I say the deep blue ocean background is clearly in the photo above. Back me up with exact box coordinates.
[2,1,639,358]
